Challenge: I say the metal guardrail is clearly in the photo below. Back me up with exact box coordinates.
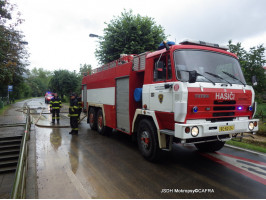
[11,106,31,199]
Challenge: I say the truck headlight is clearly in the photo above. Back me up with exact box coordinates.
[191,126,199,137]
[248,122,254,131]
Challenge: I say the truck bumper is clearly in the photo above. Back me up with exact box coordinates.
[174,119,259,141]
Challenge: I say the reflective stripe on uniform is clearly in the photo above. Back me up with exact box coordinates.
[69,114,78,117]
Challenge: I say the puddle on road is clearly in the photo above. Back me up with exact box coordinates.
[50,129,62,151]
[35,124,96,198]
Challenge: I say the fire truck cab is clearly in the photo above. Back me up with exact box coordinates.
[82,40,259,161]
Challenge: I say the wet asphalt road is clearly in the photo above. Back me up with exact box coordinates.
[26,98,266,199]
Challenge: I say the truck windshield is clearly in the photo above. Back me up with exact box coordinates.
[174,50,246,85]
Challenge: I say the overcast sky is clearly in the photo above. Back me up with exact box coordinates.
[11,0,266,72]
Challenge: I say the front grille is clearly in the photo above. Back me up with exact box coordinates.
[212,100,236,119]
[213,106,235,111]
[214,100,236,104]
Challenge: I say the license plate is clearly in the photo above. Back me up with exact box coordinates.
[219,125,234,132]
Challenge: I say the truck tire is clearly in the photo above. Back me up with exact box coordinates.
[96,109,112,135]
[195,141,225,152]
[88,107,97,130]
[137,119,161,162]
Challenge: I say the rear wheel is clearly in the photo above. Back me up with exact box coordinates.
[137,119,161,162]
[96,109,112,135]
[195,141,225,152]
[88,107,97,130]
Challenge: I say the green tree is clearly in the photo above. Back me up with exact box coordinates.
[27,67,52,97]
[79,63,92,76]
[49,70,79,99]
[0,0,11,24]
[74,63,92,94]
[0,0,28,99]
[228,40,266,98]
[95,9,166,64]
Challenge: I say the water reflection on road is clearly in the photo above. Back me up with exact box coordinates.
[30,98,266,199]
[50,129,62,151]
[68,136,79,174]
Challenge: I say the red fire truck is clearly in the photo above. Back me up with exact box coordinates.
[82,40,259,161]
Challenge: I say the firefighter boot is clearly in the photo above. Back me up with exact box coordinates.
[57,120,60,124]
[69,131,74,135]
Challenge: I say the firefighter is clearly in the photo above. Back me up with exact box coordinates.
[50,93,62,124]
[77,94,82,122]
[69,93,79,135]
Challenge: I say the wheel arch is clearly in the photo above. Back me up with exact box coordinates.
[87,104,105,124]
[132,109,167,149]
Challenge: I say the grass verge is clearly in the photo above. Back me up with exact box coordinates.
[0,97,33,115]
[226,140,266,153]
[257,121,266,136]
[0,104,12,115]
[256,103,266,116]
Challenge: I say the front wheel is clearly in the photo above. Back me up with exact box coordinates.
[195,141,225,152]
[137,119,161,162]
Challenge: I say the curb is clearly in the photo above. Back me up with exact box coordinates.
[224,144,266,156]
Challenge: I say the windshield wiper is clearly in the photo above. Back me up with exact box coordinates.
[205,72,232,86]
[179,70,216,85]
[222,71,246,86]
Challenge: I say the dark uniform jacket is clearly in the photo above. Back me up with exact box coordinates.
[69,98,79,117]
[50,97,62,110]
[77,97,82,110]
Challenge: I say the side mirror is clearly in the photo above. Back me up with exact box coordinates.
[252,75,258,86]
[189,70,197,83]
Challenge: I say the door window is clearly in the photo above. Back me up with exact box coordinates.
[153,55,172,82]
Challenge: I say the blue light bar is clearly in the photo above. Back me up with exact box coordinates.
[158,41,175,50]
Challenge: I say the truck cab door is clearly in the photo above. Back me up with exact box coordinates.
[148,54,174,112]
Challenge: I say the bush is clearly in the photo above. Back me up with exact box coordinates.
[257,121,266,136]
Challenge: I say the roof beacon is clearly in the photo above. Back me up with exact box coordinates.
[158,41,175,50]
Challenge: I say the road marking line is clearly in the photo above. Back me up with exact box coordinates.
[200,153,266,185]
[216,152,266,166]
[225,144,266,156]
[65,166,92,199]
